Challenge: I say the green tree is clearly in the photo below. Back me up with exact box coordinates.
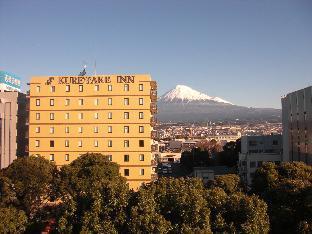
[57,153,130,233]
[208,174,243,194]
[145,177,212,233]
[252,162,312,233]
[206,188,269,233]
[127,188,172,233]
[1,156,57,217]
[0,207,28,233]
[0,176,18,207]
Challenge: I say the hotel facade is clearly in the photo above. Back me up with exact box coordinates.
[28,74,157,189]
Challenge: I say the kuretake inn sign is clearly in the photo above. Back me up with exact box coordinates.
[0,71,21,91]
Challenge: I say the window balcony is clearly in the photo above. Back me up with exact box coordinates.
[151,130,157,139]
[151,144,157,152]
[151,160,157,166]
[150,90,157,102]
[151,173,158,181]
[150,103,157,114]
[150,81,157,90]
[150,116,157,127]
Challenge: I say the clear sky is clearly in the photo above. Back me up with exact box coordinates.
[0,0,311,108]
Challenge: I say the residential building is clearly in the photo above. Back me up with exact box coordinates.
[282,86,312,165]
[238,135,282,186]
[0,91,27,168]
[28,74,157,189]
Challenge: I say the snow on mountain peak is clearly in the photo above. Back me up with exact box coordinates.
[160,85,233,104]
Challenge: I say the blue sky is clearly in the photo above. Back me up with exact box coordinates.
[0,0,311,108]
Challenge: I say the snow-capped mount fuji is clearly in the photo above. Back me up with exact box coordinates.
[159,85,232,104]
[157,85,281,122]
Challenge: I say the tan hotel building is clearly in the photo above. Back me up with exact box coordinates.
[28,74,157,189]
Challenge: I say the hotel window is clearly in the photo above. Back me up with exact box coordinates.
[65,113,70,119]
[78,127,83,133]
[78,99,84,106]
[50,127,54,134]
[108,98,112,105]
[79,85,83,92]
[94,85,99,91]
[139,126,144,133]
[50,113,55,120]
[94,140,99,147]
[65,126,69,133]
[36,99,40,106]
[139,154,144,161]
[139,140,144,147]
[65,154,69,161]
[107,155,112,161]
[94,126,99,133]
[65,99,70,106]
[78,113,84,119]
[36,86,40,92]
[50,154,54,161]
[139,98,144,105]
[35,140,40,147]
[65,140,69,147]
[124,84,129,91]
[78,140,82,147]
[124,112,129,119]
[108,112,112,119]
[124,154,129,162]
[108,85,112,91]
[124,140,129,147]
[51,86,55,92]
[35,127,40,133]
[50,99,54,106]
[124,126,129,133]
[124,169,129,177]
[139,112,144,119]
[36,113,40,120]
[108,126,112,133]
[140,169,145,176]
[139,84,143,91]
[50,140,54,147]
[94,98,99,106]
[65,85,70,92]
[124,98,129,105]
[94,112,99,119]
[108,140,113,147]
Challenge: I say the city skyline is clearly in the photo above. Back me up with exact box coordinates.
[1,0,312,108]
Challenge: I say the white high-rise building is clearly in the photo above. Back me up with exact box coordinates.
[282,86,312,165]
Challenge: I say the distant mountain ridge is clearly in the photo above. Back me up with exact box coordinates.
[157,85,281,122]
[159,85,232,104]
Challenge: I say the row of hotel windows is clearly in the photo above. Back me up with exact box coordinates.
[38,153,145,162]
[35,97,146,106]
[35,139,146,148]
[36,84,145,93]
[34,125,146,133]
[35,111,145,120]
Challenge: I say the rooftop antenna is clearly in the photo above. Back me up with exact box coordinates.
[79,62,87,76]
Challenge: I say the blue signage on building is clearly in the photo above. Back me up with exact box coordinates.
[0,71,21,89]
